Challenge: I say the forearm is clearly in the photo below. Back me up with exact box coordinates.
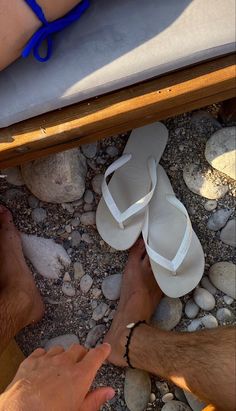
[129,325,236,411]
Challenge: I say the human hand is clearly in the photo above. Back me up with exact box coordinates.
[0,343,115,411]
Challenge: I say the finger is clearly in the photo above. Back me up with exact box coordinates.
[28,348,46,358]
[75,344,111,394]
[46,346,65,356]
[65,344,88,363]
[80,387,115,411]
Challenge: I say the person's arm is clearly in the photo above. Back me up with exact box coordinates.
[126,325,235,411]
[0,0,82,71]
[0,343,115,411]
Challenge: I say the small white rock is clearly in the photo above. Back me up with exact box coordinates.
[149,393,156,403]
[62,283,76,297]
[204,200,217,211]
[187,319,202,332]
[44,334,79,350]
[193,288,215,311]
[162,393,174,403]
[102,274,122,300]
[223,295,234,305]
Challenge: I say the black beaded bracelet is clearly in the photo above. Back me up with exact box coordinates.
[123,320,147,369]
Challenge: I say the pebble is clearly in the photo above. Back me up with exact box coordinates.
[102,274,122,300]
[187,319,202,332]
[149,393,156,404]
[71,218,80,228]
[1,167,24,186]
[81,143,97,159]
[4,189,24,200]
[205,127,236,180]
[191,110,221,128]
[209,262,236,299]
[204,200,217,211]
[162,393,174,403]
[65,225,72,233]
[92,302,109,321]
[63,272,71,282]
[83,203,93,212]
[62,282,76,297]
[201,314,218,329]
[80,274,93,293]
[200,277,217,295]
[106,146,119,157]
[124,369,151,411]
[28,195,39,209]
[80,211,96,226]
[32,207,47,223]
[161,400,191,411]
[220,219,236,247]
[207,209,232,231]
[193,288,215,310]
[21,233,71,279]
[21,149,87,203]
[216,308,233,323]
[85,324,106,348]
[184,390,206,411]
[183,163,228,199]
[84,189,94,204]
[184,299,199,319]
[152,297,183,330]
[44,334,79,351]
[81,233,93,244]
[92,174,103,195]
[92,287,102,298]
[73,262,85,280]
[223,295,234,305]
[156,381,170,396]
[71,230,81,247]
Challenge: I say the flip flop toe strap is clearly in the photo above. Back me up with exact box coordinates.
[143,195,192,274]
[102,154,157,229]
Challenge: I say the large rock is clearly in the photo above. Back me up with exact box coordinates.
[124,369,151,411]
[183,164,228,199]
[21,149,87,203]
[205,127,236,180]
[152,297,182,331]
[220,219,236,247]
[21,233,71,279]
[209,262,236,299]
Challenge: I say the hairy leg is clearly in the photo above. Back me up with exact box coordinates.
[0,0,82,71]
[0,205,44,355]
[105,240,236,411]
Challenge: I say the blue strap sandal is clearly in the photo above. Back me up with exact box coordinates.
[22,0,90,62]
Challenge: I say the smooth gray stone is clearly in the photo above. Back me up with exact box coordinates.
[205,127,236,180]
[21,149,87,203]
[71,230,82,247]
[216,308,233,323]
[200,277,217,295]
[80,211,96,226]
[207,208,232,231]
[185,299,200,319]
[209,262,236,299]
[44,334,79,351]
[220,219,236,247]
[102,274,122,300]
[81,143,97,159]
[84,189,94,204]
[124,369,151,411]
[223,295,234,305]
[80,274,93,293]
[85,324,106,348]
[28,195,39,208]
[32,207,47,223]
[92,174,103,195]
[106,146,119,157]
[152,297,182,331]
[62,282,76,297]
[204,200,217,211]
[92,302,109,321]
[187,319,202,332]
[161,400,191,411]
[193,287,215,311]
[201,314,218,329]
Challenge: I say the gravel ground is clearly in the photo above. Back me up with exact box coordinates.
[0,104,235,411]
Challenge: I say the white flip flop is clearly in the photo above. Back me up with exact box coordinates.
[96,123,168,250]
[143,165,204,298]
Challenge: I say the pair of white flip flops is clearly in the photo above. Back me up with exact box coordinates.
[96,123,204,298]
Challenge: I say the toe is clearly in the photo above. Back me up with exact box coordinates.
[0,205,14,226]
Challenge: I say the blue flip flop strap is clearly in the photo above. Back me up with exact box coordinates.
[22,0,90,62]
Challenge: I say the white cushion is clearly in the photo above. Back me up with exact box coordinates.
[0,0,235,127]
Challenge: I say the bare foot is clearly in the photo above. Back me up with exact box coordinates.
[104,239,162,367]
[0,205,44,329]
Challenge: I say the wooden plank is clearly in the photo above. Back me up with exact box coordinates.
[0,54,235,168]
